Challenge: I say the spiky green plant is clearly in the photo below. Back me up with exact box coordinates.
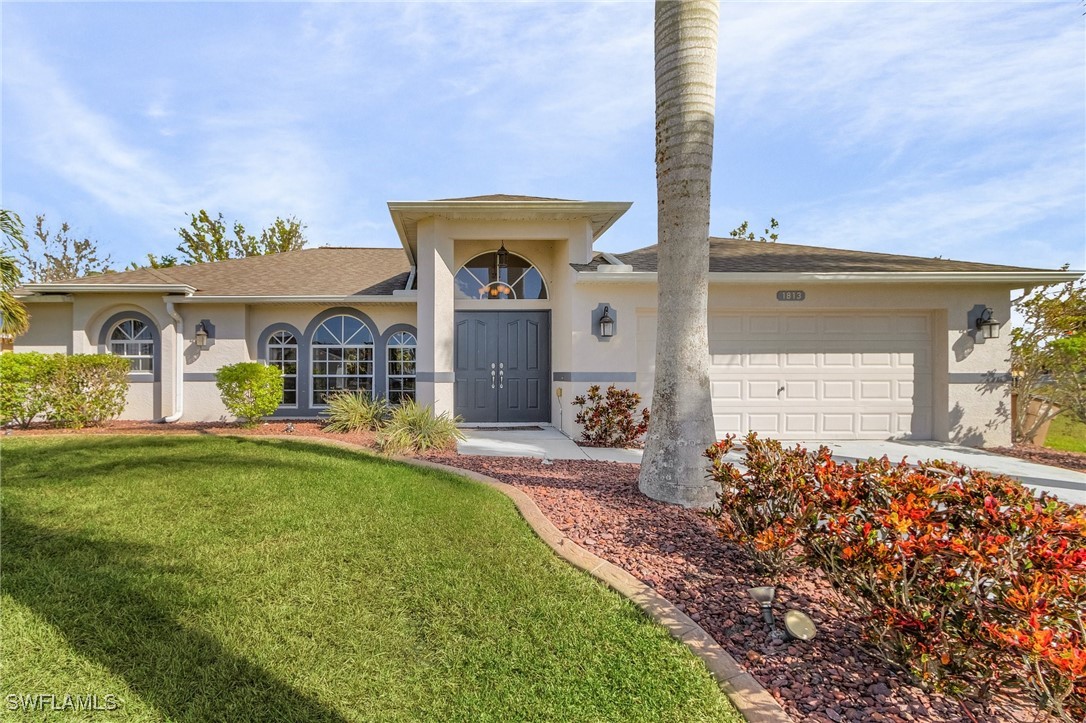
[322,391,390,433]
[378,400,464,454]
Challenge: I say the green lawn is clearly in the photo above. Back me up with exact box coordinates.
[1045,413,1086,454]
[1,436,740,722]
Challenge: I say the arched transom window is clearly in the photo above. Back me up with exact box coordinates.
[311,315,374,406]
[455,249,548,300]
[267,331,298,408]
[109,318,154,373]
[386,331,417,404]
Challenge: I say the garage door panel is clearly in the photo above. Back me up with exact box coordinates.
[645,312,934,440]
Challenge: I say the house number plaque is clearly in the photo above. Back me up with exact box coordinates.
[776,290,806,301]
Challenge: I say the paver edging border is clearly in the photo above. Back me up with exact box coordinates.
[20,432,791,722]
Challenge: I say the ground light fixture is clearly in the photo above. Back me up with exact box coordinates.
[747,586,776,627]
[598,306,614,338]
[975,307,1000,339]
[783,610,818,641]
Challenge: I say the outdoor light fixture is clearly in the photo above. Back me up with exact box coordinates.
[747,586,776,627]
[496,242,508,271]
[975,307,1000,340]
[194,322,209,349]
[598,306,614,338]
[783,610,817,641]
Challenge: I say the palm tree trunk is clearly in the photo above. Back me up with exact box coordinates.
[638,0,719,508]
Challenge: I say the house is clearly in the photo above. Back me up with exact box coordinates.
[14,195,1082,446]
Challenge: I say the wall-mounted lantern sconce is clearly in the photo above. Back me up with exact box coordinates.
[194,323,209,349]
[599,306,614,338]
[194,321,215,349]
[975,307,1000,340]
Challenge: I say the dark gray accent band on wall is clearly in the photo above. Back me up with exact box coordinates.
[552,372,637,383]
[417,372,455,383]
[948,372,1012,384]
[97,309,162,383]
[183,373,220,382]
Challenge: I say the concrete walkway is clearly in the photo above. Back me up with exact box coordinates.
[458,427,1085,506]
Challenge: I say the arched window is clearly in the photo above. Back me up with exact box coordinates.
[109,318,154,373]
[310,315,374,406]
[267,331,298,408]
[386,331,417,404]
[455,250,548,300]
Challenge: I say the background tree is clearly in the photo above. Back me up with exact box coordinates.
[638,0,720,507]
[730,218,779,242]
[1011,278,1086,441]
[0,210,31,337]
[174,211,308,265]
[3,215,113,283]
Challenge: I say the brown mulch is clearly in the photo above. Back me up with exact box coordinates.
[6,421,1058,721]
[986,443,1086,473]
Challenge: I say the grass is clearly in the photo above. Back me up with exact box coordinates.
[0,436,741,722]
[1045,413,1086,454]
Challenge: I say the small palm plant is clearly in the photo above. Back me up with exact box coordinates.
[378,400,464,454]
[321,391,391,433]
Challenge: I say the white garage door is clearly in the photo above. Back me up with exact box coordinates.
[637,312,933,440]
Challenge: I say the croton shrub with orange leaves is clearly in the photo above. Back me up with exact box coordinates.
[706,433,1086,720]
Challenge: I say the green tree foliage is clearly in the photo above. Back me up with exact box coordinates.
[3,215,114,283]
[171,211,308,265]
[729,218,779,242]
[0,352,56,427]
[215,362,284,427]
[0,210,30,337]
[1011,278,1086,440]
[0,352,129,428]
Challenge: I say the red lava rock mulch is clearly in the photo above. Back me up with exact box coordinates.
[987,444,1086,473]
[424,451,1055,723]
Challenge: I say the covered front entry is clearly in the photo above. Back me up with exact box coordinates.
[454,311,551,423]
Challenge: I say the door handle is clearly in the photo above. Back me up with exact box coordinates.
[499,362,504,389]
[491,363,496,389]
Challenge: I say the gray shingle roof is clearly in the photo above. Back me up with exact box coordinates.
[433,194,576,202]
[54,247,413,296]
[572,237,1052,273]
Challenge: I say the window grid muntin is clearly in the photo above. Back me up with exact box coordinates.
[311,316,375,406]
[454,251,548,300]
[386,331,417,404]
[109,319,154,373]
[267,331,298,408]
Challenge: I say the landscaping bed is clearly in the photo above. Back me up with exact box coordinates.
[424,451,1060,723]
[987,443,1086,473]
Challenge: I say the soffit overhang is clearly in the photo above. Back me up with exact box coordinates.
[388,199,631,266]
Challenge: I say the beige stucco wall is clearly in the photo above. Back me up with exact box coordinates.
[563,278,1015,446]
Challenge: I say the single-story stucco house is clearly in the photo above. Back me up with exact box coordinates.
[13,195,1082,447]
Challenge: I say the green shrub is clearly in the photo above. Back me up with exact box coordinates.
[321,391,391,433]
[46,354,130,428]
[215,362,283,427]
[571,384,650,447]
[0,352,57,428]
[378,400,464,454]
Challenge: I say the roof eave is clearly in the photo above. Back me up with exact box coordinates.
[20,283,196,295]
[168,294,417,304]
[575,270,1085,284]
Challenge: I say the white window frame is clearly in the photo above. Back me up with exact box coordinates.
[310,315,375,407]
[267,331,299,408]
[386,331,417,404]
[109,318,154,373]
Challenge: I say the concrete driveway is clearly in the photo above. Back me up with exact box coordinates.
[458,427,1084,506]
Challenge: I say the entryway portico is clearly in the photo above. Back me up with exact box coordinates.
[387,196,632,426]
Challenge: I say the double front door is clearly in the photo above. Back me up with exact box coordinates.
[454,311,550,423]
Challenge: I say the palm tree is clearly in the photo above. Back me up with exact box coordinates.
[638,0,719,507]
[1,210,31,337]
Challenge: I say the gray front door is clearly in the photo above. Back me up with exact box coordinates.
[454,311,550,423]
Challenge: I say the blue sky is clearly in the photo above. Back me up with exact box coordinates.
[2,2,1083,272]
